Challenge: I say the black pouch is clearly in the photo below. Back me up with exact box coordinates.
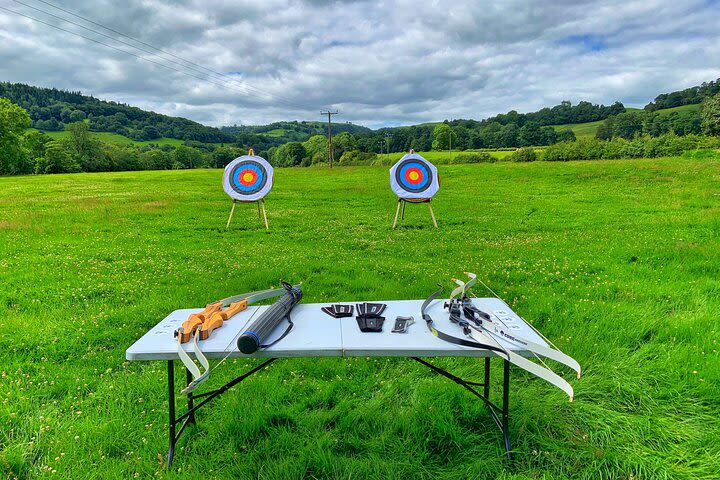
[322,304,355,318]
[356,316,385,332]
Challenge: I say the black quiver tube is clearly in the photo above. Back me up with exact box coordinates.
[237,282,302,354]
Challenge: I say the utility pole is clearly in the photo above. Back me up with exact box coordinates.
[448,126,453,163]
[384,133,392,160]
[320,110,339,167]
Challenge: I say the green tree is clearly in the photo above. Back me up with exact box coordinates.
[556,129,576,142]
[211,146,242,168]
[332,131,357,160]
[596,116,615,140]
[273,142,306,167]
[173,145,202,168]
[303,134,328,164]
[66,121,104,171]
[34,140,80,174]
[613,112,644,139]
[0,98,32,175]
[701,92,720,136]
[432,123,457,150]
[517,122,544,146]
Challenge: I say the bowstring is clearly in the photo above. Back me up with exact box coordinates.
[468,283,553,371]
[193,305,264,387]
[474,276,559,351]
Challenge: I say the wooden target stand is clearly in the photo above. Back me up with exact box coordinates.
[392,197,438,229]
[225,197,269,230]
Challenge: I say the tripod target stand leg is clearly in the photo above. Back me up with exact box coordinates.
[427,202,438,228]
[401,200,407,220]
[392,199,402,229]
[260,199,269,230]
[226,200,237,229]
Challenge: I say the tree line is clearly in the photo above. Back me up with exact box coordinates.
[0,82,234,143]
[644,78,720,112]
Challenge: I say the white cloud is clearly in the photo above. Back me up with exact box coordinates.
[1,0,719,128]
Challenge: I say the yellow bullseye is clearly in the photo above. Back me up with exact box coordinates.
[242,172,255,183]
[408,171,420,181]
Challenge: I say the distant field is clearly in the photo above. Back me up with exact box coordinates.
[552,103,702,140]
[386,149,529,162]
[262,128,287,137]
[31,130,191,147]
[652,103,701,115]
[551,120,606,140]
[1,158,718,479]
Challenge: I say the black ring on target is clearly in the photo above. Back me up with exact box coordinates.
[229,160,268,196]
[394,158,433,194]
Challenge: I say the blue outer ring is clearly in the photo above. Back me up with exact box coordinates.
[397,160,431,193]
[229,161,267,195]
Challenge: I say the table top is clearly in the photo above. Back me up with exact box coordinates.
[125,297,548,361]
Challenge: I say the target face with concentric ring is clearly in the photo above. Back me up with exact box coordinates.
[389,153,439,199]
[223,155,274,201]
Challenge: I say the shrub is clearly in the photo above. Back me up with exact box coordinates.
[509,148,537,162]
[338,150,378,165]
[451,152,495,164]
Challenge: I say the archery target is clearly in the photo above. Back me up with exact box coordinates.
[223,154,274,202]
[389,153,439,199]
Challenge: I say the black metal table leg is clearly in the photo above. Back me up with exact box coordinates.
[167,361,176,468]
[164,358,277,469]
[412,356,512,459]
[502,359,512,459]
[484,357,491,399]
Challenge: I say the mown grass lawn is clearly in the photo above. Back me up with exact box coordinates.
[1,157,719,479]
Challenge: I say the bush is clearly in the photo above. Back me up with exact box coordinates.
[509,148,537,162]
[338,150,378,165]
[451,152,495,164]
[541,133,718,162]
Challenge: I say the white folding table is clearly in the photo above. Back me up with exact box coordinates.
[126,297,549,467]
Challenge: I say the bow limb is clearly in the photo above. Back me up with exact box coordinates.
[450,278,465,301]
[468,326,574,402]
[181,330,211,394]
[177,335,202,380]
[481,317,581,378]
[463,272,477,292]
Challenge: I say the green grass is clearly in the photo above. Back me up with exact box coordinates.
[262,128,288,137]
[652,104,702,115]
[386,149,518,162]
[551,119,606,140]
[1,158,719,479]
[32,130,188,147]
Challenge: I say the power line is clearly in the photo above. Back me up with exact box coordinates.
[3,2,316,112]
[0,5,269,101]
[26,0,317,112]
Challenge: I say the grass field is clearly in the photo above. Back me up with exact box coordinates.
[1,158,719,479]
[386,149,518,163]
[33,130,189,147]
[551,120,606,140]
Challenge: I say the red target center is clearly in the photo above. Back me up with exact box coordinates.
[404,167,424,185]
[238,168,257,186]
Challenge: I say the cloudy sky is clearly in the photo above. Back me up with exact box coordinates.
[1,0,719,128]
